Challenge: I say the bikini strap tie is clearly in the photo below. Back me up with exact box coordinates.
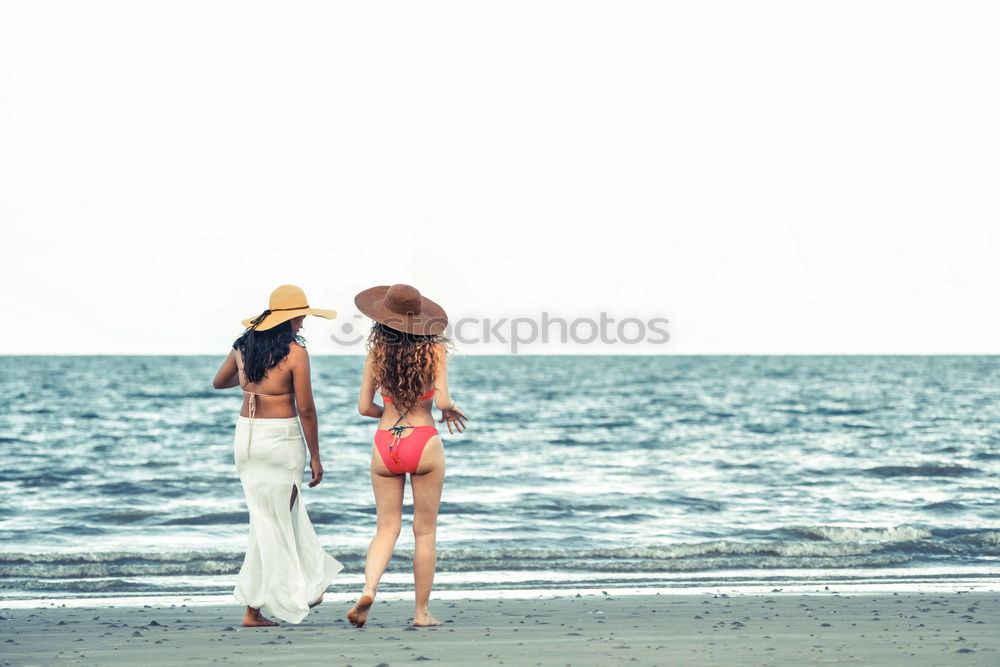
[386,402,415,465]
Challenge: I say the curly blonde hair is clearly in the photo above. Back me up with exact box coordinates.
[367,322,452,411]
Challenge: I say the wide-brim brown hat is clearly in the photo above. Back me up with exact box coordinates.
[354,284,448,336]
[241,284,338,331]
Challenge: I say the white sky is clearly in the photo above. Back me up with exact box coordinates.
[1,0,997,354]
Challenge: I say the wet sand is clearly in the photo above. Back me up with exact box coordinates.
[2,591,998,665]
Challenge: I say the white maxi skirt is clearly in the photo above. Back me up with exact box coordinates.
[233,416,343,623]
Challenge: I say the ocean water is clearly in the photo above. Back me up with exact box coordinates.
[0,354,998,600]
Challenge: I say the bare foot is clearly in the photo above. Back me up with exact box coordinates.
[309,595,324,609]
[413,611,442,627]
[347,594,374,627]
[242,607,279,627]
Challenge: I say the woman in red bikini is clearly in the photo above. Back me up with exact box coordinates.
[347,284,468,628]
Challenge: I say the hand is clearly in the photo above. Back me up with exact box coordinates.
[437,404,469,435]
[308,458,324,487]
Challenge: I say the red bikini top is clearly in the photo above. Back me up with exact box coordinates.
[382,389,435,404]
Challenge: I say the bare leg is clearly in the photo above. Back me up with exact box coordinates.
[411,438,445,626]
[242,606,278,627]
[349,457,404,627]
[362,471,405,597]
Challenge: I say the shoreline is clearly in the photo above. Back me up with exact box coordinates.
[3,591,997,665]
[5,579,1000,609]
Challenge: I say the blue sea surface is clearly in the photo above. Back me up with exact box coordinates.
[0,355,998,599]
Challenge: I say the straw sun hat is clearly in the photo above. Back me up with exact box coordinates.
[354,284,448,336]
[241,285,338,331]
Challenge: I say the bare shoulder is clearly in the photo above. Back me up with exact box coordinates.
[286,342,310,367]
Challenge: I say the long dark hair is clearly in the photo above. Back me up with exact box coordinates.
[367,322,451,411]
[233,320,305,384]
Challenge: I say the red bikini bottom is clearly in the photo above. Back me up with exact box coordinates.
[373,426,439,474]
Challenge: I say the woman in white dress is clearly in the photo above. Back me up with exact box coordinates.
[213,285,343,627]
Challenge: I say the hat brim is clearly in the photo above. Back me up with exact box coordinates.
[241,307,338,331]
[354,286,448,336]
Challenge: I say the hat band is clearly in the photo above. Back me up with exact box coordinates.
[249,305,310,330]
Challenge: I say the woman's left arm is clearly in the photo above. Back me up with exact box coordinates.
[213,349,240,389]
[433,344,468,434]
[290,345,324,487]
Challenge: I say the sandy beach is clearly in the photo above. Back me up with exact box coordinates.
[2,591,997,665]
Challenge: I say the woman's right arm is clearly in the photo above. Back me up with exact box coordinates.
[213,349,240,389]
[358,354,383,419]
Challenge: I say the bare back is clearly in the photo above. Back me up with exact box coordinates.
[377,393,436,430]
[360,343,455,431]
[236,348,298,419]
